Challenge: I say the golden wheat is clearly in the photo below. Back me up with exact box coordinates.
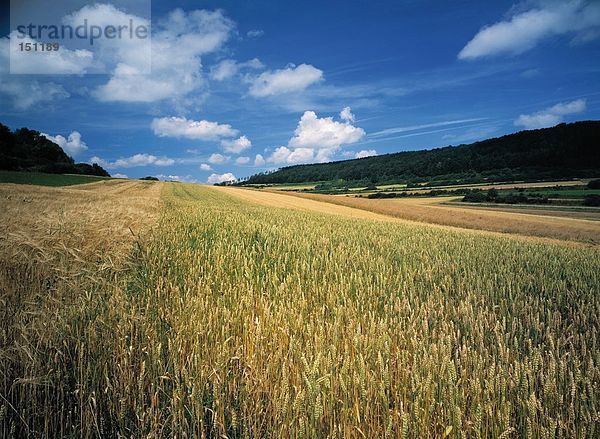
[286,191,600,244]
[1,181,598,437]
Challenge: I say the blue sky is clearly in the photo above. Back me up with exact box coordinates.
[1,0,599,183]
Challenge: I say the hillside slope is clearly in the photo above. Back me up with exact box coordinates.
[242,121,600,185]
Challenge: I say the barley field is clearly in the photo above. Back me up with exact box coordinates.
[1,181,599,437]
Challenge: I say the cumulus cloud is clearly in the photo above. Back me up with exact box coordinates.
[156,174,198,183]
[200,163,213,171]
[0,38,70,110]
[289,111,365,150]
[94,8,234,103]
[113,173,128,179]
[90,153,175,169]
[248,63,323,97]
[207,172,236,184]
[221,135,252,153]
[210,58,263,81]
[270,146,312,164]
[0,79,69,110]
[458,1,600,59]
[5,33,93,75]
[62,4,150,67]
[355,149,377,159]
[514,99,586,129]
[254,154,266,166]
[41,131,88,156]
[208,153,229,164]
[235,156,250,165]
[267,110,365,165]
[210,59,238,81]
[340,107,356,123]
[151,117,238,140]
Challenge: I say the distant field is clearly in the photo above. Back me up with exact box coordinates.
[0,170,111,186]
[276,183,318,190]
[247,181,320,190]
[1,181,599,437]
[256,178,593,196]
[363,180,593,195]
[454,202,600,221]
[288,192,600,244]
[500,187,600,198]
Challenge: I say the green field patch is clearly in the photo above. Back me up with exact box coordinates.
[0,170,111,187]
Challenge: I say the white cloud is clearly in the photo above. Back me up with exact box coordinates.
[207,172,236,184]
[355,149,377,158]
[113,173,128,179]
[6,33,94,75]
[442,125,500,143]
[156,174,198,183]
[94,8,235,103]
[340,106,356,123]
[248,63,323,97]
[0,79,69,110]
[244,58,264,70]
[369,118,486,138]
[90,153,175,169]
[289,111,366,150]
[221,135,252,153]
[58,3,152,79]
[288,147,315,164]
[200,163,213,171]
[254,154,266,166]
[458,1,600,59]
[41,131,88,156]
[0,37,70,110]
[210,59,238,81]
[267,146,316,165]
[268,110,366,165]
[268,146,295,164]
[208,153,228,164]
[210,58,263,81]
[235,156,250,165]
[247,29,264,38]
[151,117,238,140]
[514,99,586,129]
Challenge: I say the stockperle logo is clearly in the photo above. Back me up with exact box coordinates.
[9,0,152,74]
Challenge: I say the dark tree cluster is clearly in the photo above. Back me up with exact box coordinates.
[241,121,600,186]
[462,188,550,205]
[0,123,110,177]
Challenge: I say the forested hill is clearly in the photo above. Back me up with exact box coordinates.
[242,121,600,185]
[0,123,109,177]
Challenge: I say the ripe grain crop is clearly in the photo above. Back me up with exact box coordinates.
[1,182,599,437]
[288,192,600,245]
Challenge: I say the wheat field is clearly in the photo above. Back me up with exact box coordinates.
[288,192,600,245]
[1,181,599,437]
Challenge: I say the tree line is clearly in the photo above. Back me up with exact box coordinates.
[241,121,600,186]
[0,123,110,177]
